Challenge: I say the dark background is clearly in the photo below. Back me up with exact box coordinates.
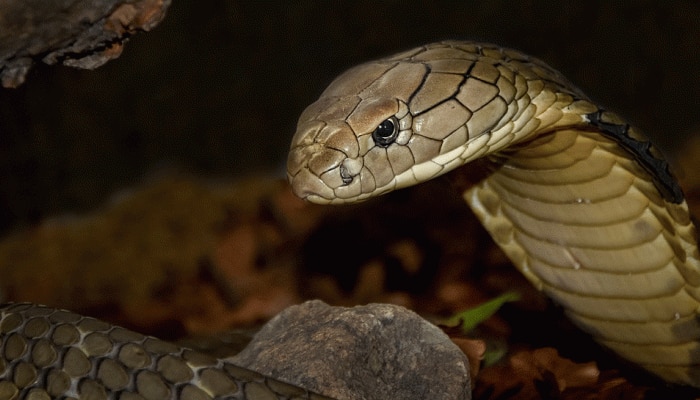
[1,0,699,232]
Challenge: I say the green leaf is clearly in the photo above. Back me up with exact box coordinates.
[482,340,508,366]
[447,291,520,333]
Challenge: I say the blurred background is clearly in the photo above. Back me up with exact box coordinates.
[1,0,699,233]
[1,3,700,395]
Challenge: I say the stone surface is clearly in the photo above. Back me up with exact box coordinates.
[232,300,471,400]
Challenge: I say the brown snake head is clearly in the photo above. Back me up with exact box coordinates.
[287,41,586,204]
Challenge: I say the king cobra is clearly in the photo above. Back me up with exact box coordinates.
[287,41,700,387]
[0,41,697,399]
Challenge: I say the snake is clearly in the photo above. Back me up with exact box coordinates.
[286,40,700,387]
[0,40,697,398]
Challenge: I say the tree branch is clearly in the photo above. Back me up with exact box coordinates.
[0,0,171,88]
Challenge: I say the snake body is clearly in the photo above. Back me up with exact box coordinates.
[287,41,700,386]
[0,303,331,399]
[1,41,698,397]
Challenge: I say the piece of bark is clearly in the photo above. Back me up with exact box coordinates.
[0,0,171,88]
[233,300,471,400]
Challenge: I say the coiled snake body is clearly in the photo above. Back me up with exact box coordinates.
[1,41,699,398]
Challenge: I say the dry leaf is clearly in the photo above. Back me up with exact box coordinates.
[451,337,486,379]
[474,347,599,400]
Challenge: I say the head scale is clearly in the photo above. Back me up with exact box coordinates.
[287,41,521,204]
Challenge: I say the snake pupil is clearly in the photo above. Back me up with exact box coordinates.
[372,117,399,147]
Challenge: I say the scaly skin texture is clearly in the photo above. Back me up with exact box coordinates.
[287,41,700,387]
[0,303,333,399]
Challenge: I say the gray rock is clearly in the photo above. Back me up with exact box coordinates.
[232,300,471,400]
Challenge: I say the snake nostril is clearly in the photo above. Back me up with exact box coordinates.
[339,165,353,185]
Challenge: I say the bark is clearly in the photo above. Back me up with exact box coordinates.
[0,0,171,88]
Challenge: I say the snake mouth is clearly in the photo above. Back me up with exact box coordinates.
[287,139,366,204]
[288,167,334,203]
[288,163,364,205]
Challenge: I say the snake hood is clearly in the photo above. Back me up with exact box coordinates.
[287,40,588,204]
[287,41,700,387]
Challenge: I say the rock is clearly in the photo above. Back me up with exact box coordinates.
[232,300,471,400]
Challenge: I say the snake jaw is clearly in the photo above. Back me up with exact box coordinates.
[287,145,333,203]
[288,117,365,203]
[288,167,334,203]
[288,162,366,205]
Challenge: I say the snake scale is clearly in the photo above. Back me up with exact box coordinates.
[287,41,700,387]
[0,40,698,398]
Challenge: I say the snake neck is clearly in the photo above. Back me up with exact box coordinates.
[458,125,700,383]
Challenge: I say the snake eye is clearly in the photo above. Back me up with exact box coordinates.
[371,117,399,147]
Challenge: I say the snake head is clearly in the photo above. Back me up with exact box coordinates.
[287,90,418,204]
[287,57,431,204]
[286,41,570,204]
[287,45,489,204]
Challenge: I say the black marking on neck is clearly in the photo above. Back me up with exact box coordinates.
[586,110,684,204]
